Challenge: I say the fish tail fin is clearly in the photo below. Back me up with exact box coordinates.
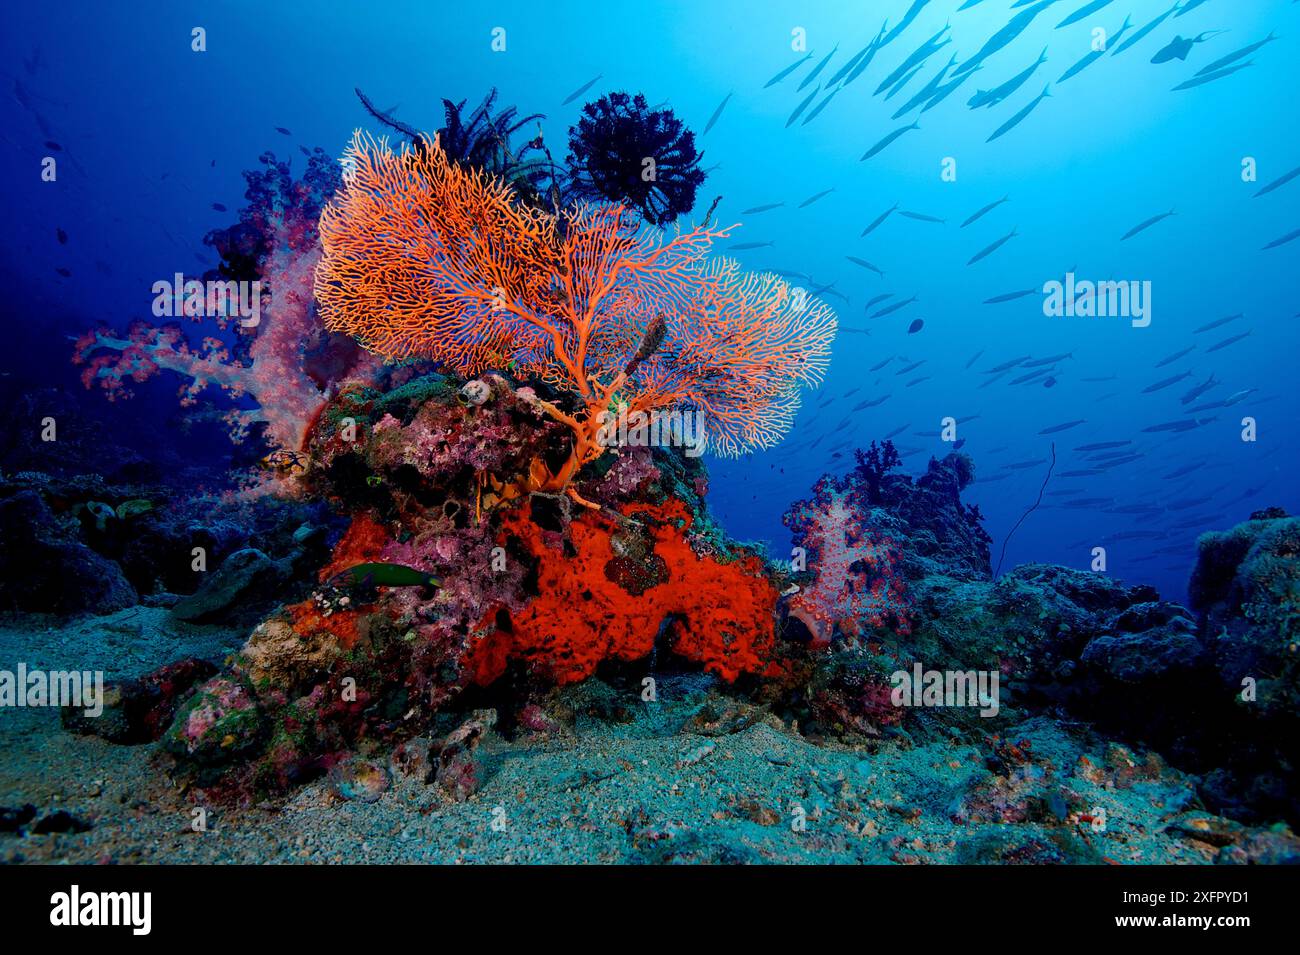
[1043,83,1053,97]
[1039,46,1049,63]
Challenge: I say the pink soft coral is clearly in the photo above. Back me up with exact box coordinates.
[784,476,911,649]
[73,150,379,451]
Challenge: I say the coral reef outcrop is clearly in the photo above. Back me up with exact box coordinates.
[143,371,788,792]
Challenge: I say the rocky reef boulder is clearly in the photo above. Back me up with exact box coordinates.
[62,658,218,744]
[1079,604,1204,683]
[979,565,1207,694]
[893,564,1229,758]
[772,448,1299,826]
[891,523,1299,826]
[0,469,331,618]
[0,487,137,615]
[163,676,265,773]
[791,560,1209,743]
[1189,508,1300,718]
[171,547,294,623]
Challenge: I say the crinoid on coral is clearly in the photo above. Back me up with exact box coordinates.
[357,86,560,211]
[73,150,379,455]
[436,88,550,200]
[314,131,836,508]
[565,92,706,225]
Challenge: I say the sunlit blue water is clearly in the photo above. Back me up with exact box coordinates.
[3,0,1296,603]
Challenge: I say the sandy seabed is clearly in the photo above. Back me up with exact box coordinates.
[0,610,1225,865]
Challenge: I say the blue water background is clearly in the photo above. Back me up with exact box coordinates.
[2,0,1297,602]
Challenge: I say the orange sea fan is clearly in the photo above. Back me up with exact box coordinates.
[315,131,561,374]
[314,131,837,500]
[627,258,837,457]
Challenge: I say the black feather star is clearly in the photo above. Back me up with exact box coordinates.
[357,87,553,203]
[565,92,706,225]
[437,89,551,200]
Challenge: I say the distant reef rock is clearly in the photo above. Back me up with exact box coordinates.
[0,469,332,623]
[0,487,137,616]
[1190,508,1299,720]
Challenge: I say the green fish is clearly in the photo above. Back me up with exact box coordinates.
[115,499,154,519]
[335,563,441,589]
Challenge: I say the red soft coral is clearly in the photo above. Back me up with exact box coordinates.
[467,499,778,685]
